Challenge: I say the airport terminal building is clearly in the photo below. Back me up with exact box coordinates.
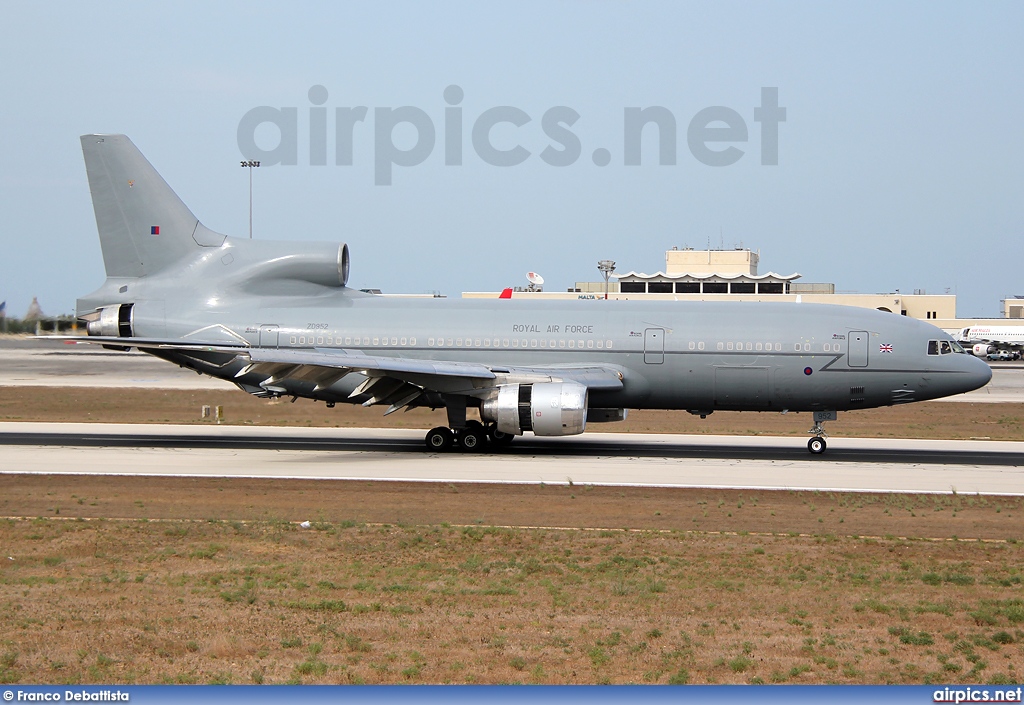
[464,248,1020,333]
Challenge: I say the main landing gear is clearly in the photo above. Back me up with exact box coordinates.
[424,421,514,452]
[807,410,836,455]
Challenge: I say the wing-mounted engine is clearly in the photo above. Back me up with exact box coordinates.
[481,382,588,436]
[973,343,995,357]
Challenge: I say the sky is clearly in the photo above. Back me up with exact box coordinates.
[0,1,1021,318]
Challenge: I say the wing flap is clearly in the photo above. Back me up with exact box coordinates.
[37,336,624,395]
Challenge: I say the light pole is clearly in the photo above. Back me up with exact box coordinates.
[598,259,616,300]
[240,160,260,238]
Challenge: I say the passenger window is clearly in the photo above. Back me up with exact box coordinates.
[928,340,938,355]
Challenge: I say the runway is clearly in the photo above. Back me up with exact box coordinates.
[2,422,1022,495]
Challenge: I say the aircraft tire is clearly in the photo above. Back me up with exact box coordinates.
[425,426,454,451]
[459,427,486,452]
[807,437,826,454]
[487,426,515,447]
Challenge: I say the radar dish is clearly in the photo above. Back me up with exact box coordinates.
[527,272,545,286]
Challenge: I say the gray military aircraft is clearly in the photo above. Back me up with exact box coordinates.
[61,134,991,454]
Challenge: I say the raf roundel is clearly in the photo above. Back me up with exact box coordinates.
[804,367,813,376]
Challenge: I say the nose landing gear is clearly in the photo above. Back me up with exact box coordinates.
[807,410,836,455]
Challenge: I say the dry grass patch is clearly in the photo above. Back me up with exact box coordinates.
[1,517,1022,685]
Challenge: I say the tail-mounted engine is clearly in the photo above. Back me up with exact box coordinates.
[482,382,588,436]
[85,303,134,337]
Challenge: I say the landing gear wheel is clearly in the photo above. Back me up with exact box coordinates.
[487,425,515,447]
[807,437,826,455]
[459,427,486,452]
[425,426,454,451]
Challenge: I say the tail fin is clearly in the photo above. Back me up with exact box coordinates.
[80,134,225,278]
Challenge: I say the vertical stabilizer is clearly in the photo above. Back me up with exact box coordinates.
[80,134,225,277]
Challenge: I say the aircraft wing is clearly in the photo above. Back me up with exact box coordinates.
[41,336,624,412]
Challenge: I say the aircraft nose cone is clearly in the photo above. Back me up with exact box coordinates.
[964,355,993,393]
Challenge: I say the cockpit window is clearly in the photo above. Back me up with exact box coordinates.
[929,339,965,355]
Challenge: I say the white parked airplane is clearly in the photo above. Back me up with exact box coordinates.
[956,326,1024,360]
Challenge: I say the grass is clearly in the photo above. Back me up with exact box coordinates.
[0,515,1022,685]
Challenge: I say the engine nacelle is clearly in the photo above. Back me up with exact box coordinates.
[241,242,350,288]
[86,303,134,337]
[973,343,995,357]
[482,382,588,436]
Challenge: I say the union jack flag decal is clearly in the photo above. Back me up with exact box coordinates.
[879,343,893,353]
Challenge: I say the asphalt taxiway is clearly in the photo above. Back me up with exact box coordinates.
[2,338,1022,496]
[2,422,1022,495]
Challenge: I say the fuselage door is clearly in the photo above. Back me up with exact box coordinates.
[644,328,665,364]
[259,325,280,348]
[848,330,868,367]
